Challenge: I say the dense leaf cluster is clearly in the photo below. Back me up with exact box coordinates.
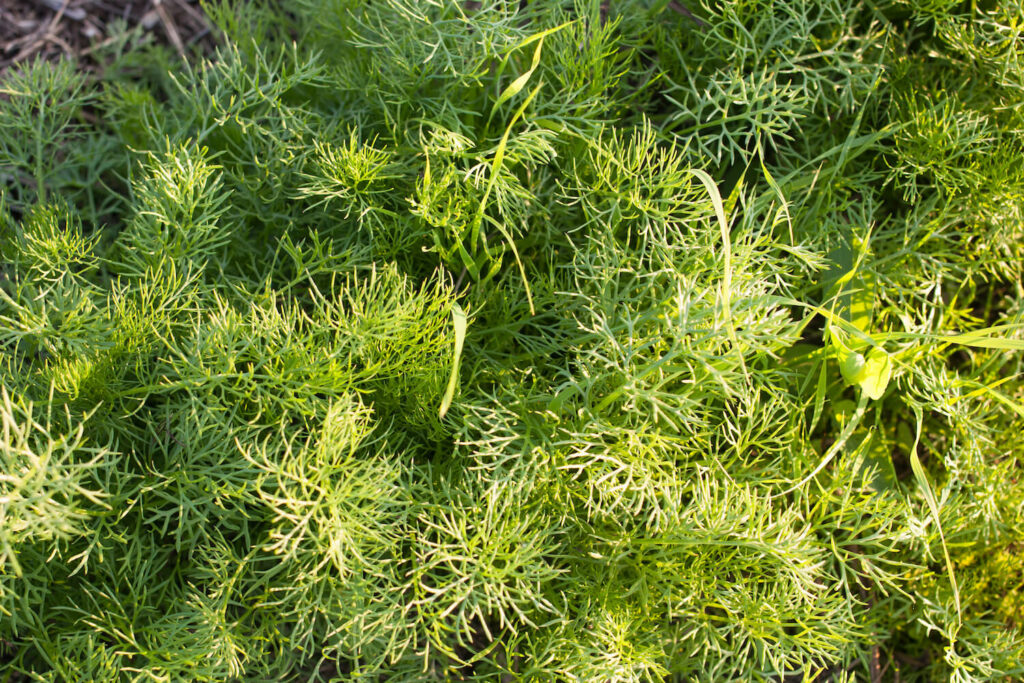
[1,1,1023,680]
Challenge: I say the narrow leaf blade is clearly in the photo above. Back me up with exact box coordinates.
[439,303,468,419]
[908,413,962,629]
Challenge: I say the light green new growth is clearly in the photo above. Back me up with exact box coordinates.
[1,0,1023,681]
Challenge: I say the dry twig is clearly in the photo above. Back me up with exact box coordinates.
[153,0,186,57]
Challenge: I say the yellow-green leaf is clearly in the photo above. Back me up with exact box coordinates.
[439,303,468,420]
[858,346,892,400]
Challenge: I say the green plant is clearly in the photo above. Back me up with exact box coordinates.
[1,1,1023,680]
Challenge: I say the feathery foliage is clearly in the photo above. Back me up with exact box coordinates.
[1,0,1023,680]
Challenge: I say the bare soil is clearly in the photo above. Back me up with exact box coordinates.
[1,0,212,75]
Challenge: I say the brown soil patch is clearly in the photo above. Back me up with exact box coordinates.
[1,0,212,75]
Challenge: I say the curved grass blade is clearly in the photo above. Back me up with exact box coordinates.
[908,410,962,631]
[439,303,468,420]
